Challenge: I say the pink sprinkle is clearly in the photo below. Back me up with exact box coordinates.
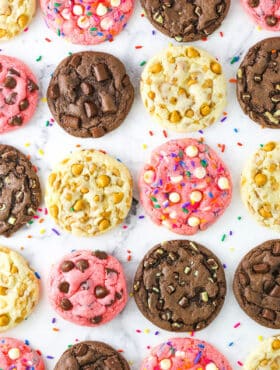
[136,329,141,333]
[220,31,224,37]
[237,361,243,366]
[38,208,43,212]
[234,322,241,328]
[190,331,195,336]
[33,215,39,219]
[44,208,48,215]
[123,225,128,229]
[163,130,168,138]
[24,27,29,32]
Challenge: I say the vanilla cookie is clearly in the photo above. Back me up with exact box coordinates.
[241,141,280,232]
[244,335,280,370]
[45,149,133,237]
[0,246,40,332]
[140,44,227,132]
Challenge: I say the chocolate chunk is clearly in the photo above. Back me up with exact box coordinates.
[61,260,75,272]
[100,92,117,113]
[115,292,122,300]
[253,263,270,273]
[8,115,22,126]
[90,126,106,138]
[272,242,280,255]
[91,315,103,324]
[4,76,17,89]
[59,281,70,293]
[76,259,89,272]
[81,82,92,95]
[269,284,280,297]
[27,79,39,92]
[60,298,73,310]
[94,285,109,298]
[265,15,278,27]
[49,84,60,99]
[19,99,29,111]
[262,308,275,321]
[84,102,97,118]
[74,343,88,356]
[5,92,18,105]
[8,68,20,76]
[61,115,80,129]
[247,0,259,7]
[178,296,189,308]
[93,250,108,260]
[94,63,109,81]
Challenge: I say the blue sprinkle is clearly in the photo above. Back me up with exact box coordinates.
[229,342,234,347]
[234,128,239,133]
[152,30,156,35]
[208,192,214,198]
[34,272,41,279]
[194,351,202,364]
[197,343,205,349]
[220,116,227,123]
[25,339,30,345]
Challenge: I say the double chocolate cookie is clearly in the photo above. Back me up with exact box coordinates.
[141,0,231,42]
[0,145,41,237]
[233,239,280,329]
[47,51,134,138]
[54,341,130,369]
[237,37,280,128]
[133,240,226,332]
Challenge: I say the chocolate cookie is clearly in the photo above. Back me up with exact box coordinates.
[0,145,41,237]
[141,0,231,42]
[54,341,130,370]
[133,240,226,332]
[237,37,280,128]
[233,239,280,329]
[47,51,134,138]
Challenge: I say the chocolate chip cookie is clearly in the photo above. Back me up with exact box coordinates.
[133,240,226,332]
[47,51,134,138]
[54,341,130,370]
[0,145,41,237]
[141,0,231,42]
[233,239,280,329]
[237,37,280,128]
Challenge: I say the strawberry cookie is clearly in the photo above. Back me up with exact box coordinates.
[139,138,232,235]
[141,337,232,370]
[241,0,280,31]
[48,250,128,326]
[40,0,134,45]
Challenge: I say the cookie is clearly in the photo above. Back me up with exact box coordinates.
[0,0,36,40]
[47,51,134,138]
[40,0,134,45]
[141,0,230,42]
[139,138,232,235]
[0,337,45,369]
[241,0,280,31]
[0,144,41,237]
[134,240,226,332]
[244,335,280,370]
[48,250,128,326]
[0,246,40,332]
[141,337,232,370]
[237,37,280,128]
[45,149,132,236]
[54,341,130,369]
[0,55,39,133]
[233,239,280,329]
[141,45,227,132]
[241,141,280,232]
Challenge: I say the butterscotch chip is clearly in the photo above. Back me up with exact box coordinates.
[244,335,280,369]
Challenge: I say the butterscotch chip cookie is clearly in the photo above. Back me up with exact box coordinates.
[45,149,133,237]
[241,141,280,231]
[0,246,40,332]
[140,44,227,132]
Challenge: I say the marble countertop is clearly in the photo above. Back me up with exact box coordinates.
[2,1,280,369]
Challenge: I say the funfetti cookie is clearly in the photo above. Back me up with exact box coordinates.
[244,335,280,370]
[40,0,134,45]
[233,239,280,329]
[141,337,232,370]
[0,247,40,332]
[241,141,280,231]
[139,138,232,235]
[48,250,128,327]
[0,0,36,40]
[0,55,39,133]
[47,51,134,138]
[45,149,133,237]
[141,0,231,42]
[140,44,227,133]
[241,0,280,31]
[237,37,280,128]
[134,240,227,332]
[0,337,45,370]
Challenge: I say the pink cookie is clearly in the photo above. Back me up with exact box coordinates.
[48,250,128,326]
[141,337,232,370]
[139,139,232,235]
[0,56,39,134]
[0,337,45,370]
[40,0,134,45]
[241,0,280,31]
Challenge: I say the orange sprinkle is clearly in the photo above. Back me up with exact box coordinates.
[127,255,132,262]
[163,130,168,138]
[76,144,81,147]
[45,37,51,42]
[27,235,32,238]
[52,327,60,332]
[237,142,243,146]
[117,349,124,353]
[229,78,237,83]
[135,45,143,49]
[272,49,277,54]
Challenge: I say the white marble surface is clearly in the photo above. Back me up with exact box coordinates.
[2,1,280,369]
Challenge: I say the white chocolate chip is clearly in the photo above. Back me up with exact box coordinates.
[77,16,90,29]
[8,348,20,360]
[194,167,206,179]
[218,177,229,190]
[61,8,71,19]
[190,190,202,203]
[96,3,108,16]
[169,211,177,219]
[205,363,219,370]
[185,145,198,157]
[175,350,185,358]
[188,216,200,227]
[162,220,171,228]
[110,0,121,6]
[143,170,155,184]
[100,17,114,30]
[169,192,180,203]
[72,4,83,15]
[160,358,172,370]
[170,175,183,184]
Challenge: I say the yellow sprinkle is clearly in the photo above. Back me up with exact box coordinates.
[24,142,30,147]
[229,247,235,252]
[257,25,262,31]
[142,144,147,150]
[39,228,46,234]
[144,328,150,334]
[129,292,134,297]
[41,97,47,103]
[38,149,44,156]
[258,335,263,341]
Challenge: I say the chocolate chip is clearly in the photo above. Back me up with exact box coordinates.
[178,296,189,308]
[59,281,70,293]
[19,99,29,111]
[166,285,176,294]
[84,102,97,118]
[61,115,80,129]
[5,92,18,105]
[94,285,109,299]
[247,0,259,7]
[265,15,278,27]
[262,308,275,321]
[8,68,20,76]
[8,115,22,126]
[27,79,39,92]
[74,343,88,356]
[106,268,118,274]
[60,298,73,310]
[93,251,108,260]
[91,315,102,324]
[61,260,75,272]
[115,292,122,300]
[0,63,2,72]
[100,92,117,113]
[4,76,17,89]
[269,284,280,297]
[94,63,109,81]
[253,263,270,273]
[76,259,89,272]
[81,82,92,95]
